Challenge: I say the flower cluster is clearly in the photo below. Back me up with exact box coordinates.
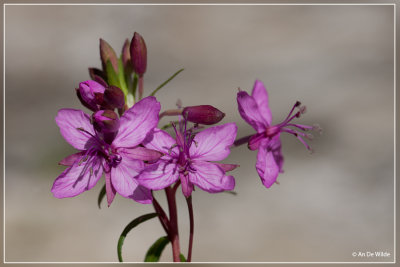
[52,32,319,262]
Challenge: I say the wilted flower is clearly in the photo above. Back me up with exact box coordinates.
[237,80,319,188]
[52,97,162,206]
[138,118,238,197]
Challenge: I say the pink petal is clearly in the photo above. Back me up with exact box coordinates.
[104,169,116,207]
[180,173,193,197]
[118,147,163,161]
[189,123,237,161]
[113,96,161,148]
[237,91,268,133]
[213,163,239,172]
[51,155,103,198]
[142,128,179,158]
[110,153,151,204]
[251,80,272,125]
[55,109,96,150]
[137,159,180,190]
[256,141,280,188]
[58,151,85,166]
[189,161,235,193]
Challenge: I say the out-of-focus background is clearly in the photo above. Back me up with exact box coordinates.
[4,4,394,263]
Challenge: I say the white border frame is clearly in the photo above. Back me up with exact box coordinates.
[3,2,396,264]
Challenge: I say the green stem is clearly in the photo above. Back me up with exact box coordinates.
[150,68,184,96]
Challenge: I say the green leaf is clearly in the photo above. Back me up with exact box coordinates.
[150,68,184,96]
[144,236,170,262]
[117,213,158,262]
[97,184,106,209]
[106,60,120,88]
[180,253,187,262]
[117,58,129,96]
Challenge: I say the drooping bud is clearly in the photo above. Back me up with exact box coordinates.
[102,85,125,109]
[182,105,225,125]
[130,32,147,76]
[76,80,106,111]
[100,39,119,73]
[92,110,120,144]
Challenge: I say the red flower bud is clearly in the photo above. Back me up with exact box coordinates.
[130,32,147,76]
[182,105,225,125]
[102,85,125,109]
[76,80,106,111]
[92,110,120,144]
[100,38,119,73]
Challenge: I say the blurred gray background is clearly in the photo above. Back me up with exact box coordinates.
[4,4,394,263]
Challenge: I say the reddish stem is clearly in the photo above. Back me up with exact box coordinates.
[165,187,181,262]
[233,134,252,147]
[152,194,170,236]
[186,196,194,262]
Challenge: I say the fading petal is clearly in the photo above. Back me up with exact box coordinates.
[189,123,237,161]
[251,80,272,125]
[256,141,280,188]
[189,161,235,193]
[142,128,179,158]
[113,96,161,148]
[52,154,103,198]
[110,154,144,199]
[137,159,180,190]
[58,152,85,166]
[119,147,163,161]
[55,109,96,150]
[237,91,268,133]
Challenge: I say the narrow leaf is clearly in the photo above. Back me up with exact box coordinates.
[97,184,106,209]
[144,236,170,262]
[150,68,184,96]
[106,60,120,88]
[180,253,187,262]
[117,213,158,262]
[117,58,129,96]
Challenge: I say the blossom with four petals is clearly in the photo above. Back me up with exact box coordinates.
[52,96,161,206]
[137,121,238,197]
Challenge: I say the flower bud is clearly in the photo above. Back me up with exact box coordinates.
[100,38,119,73]
[77,80,106,111]
[130,32,147,76]
[121,39,131,70]
[182,105,225,125]
[92,110,120,144]
[102,85,125,109]
[92,109,120,133]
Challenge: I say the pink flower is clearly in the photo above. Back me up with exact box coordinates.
[237,80,318,188]
[137,120,238,197]
[51,96,161,206]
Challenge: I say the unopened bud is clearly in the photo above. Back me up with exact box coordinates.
[182,105,225,125]
[121,39,131,72]
[100,39,119,73]
[103,85,125,109]
[92,110,120,134]
[77,80,106,111]
[130,32,147,76]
